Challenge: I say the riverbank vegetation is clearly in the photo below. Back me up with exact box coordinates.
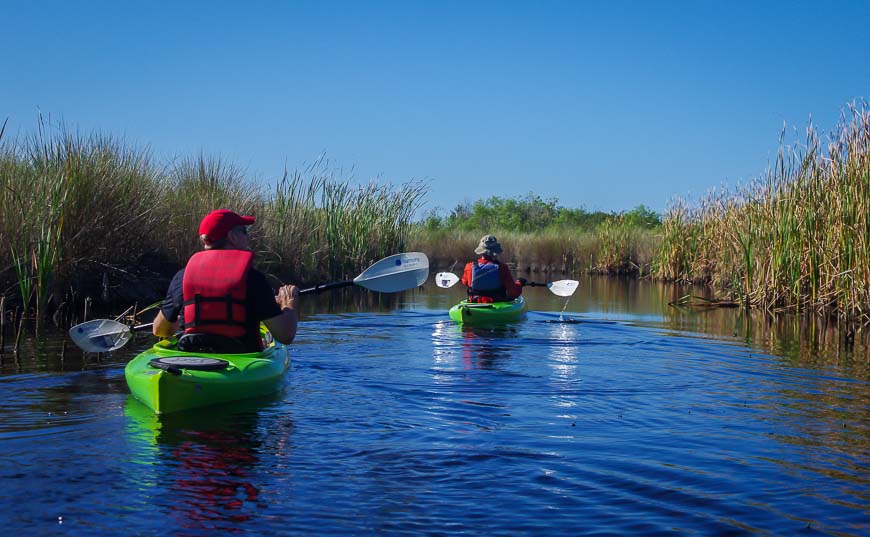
[653,102,870,325]
[0,118,425,328]
[410,195,662,274]
[412,103,870,327]
[3,100,867,330]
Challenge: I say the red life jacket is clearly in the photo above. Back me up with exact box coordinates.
[182,250,254,338]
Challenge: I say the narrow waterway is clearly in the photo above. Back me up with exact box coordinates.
[1,276,868,535]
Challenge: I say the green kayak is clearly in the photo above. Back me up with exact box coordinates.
[448,296,528,325]
[125,326,290,414]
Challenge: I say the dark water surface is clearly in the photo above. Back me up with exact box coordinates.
[1,277,868,535]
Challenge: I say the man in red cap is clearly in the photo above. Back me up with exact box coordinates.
[152,209,299,352]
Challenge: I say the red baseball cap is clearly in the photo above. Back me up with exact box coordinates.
[198,209,255,243]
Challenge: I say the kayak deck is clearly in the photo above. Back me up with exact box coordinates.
[448,296,527,325]
[125,328,290,414]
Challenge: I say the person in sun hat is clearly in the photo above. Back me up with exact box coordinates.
[460,234,525,303]
[152,209,299,352]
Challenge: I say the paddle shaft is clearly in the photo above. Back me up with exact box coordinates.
[298,280,354,294]
[439,277,560,289]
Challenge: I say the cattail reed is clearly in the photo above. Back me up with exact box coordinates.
[653,102,870,325]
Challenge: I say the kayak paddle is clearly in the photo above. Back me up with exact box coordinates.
[434,272,460,288]
[69,252,430,353]
[69,319,152,353]
[523,279,579,297]
[435,271,579,297]
[299,252,429,294]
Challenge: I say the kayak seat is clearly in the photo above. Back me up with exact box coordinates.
[177,333,249,354]
[149,356,230,376]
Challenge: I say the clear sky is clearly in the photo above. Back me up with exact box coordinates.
[2,1,868,215]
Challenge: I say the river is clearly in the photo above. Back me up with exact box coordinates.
[1,276,868,535]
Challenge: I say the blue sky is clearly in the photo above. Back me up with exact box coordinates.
[2,1,868,215]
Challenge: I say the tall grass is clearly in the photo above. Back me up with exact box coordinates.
[593,216,659,275]
[653,102,870,324]
[162,154,261,262]
[1,119,166,327]
[2,120,73,325]
[411,223,660,276]
[0,121,427,326]
[259,162,326,280]
[258,157,428,284]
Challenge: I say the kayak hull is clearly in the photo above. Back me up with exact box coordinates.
[125,329,290,415]
[448,296,527,325]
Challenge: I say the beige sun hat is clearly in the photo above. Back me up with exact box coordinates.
[474,234,503,256]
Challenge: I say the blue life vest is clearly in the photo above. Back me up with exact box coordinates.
[471,260,503,296]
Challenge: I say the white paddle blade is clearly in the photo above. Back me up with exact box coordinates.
[353,252,430,293]
[435,272,460,288]
[547,279,580,297]
[68,319,133,352]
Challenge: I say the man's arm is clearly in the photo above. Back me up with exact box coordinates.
[153,270,184,337]
[264,284,299,344]
[500,264,523,298]
[153,310,179,337]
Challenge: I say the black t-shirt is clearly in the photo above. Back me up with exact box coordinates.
[161,267,282,350]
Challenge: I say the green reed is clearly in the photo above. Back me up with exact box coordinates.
[163,154,262,263]
[258,157,428,284]
[2,119,69,328]
[653,102,870,324]
[259,161,326,282]
[0,123,426,325]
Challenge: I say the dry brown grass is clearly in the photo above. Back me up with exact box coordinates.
[654,102,870,324]
[411,225,659,276]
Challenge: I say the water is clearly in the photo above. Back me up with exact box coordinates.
[1,277,868,535]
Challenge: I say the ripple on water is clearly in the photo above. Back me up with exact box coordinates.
[1,298,869,535]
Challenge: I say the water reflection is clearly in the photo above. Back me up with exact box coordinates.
[423,274,870,379]
[430,320,520,370]
[296,286,406,317]
[4,276,867,379]
[544,321,581,388]
[124,395,290,533]
[660,304,870,379]
[458,326,520,370]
